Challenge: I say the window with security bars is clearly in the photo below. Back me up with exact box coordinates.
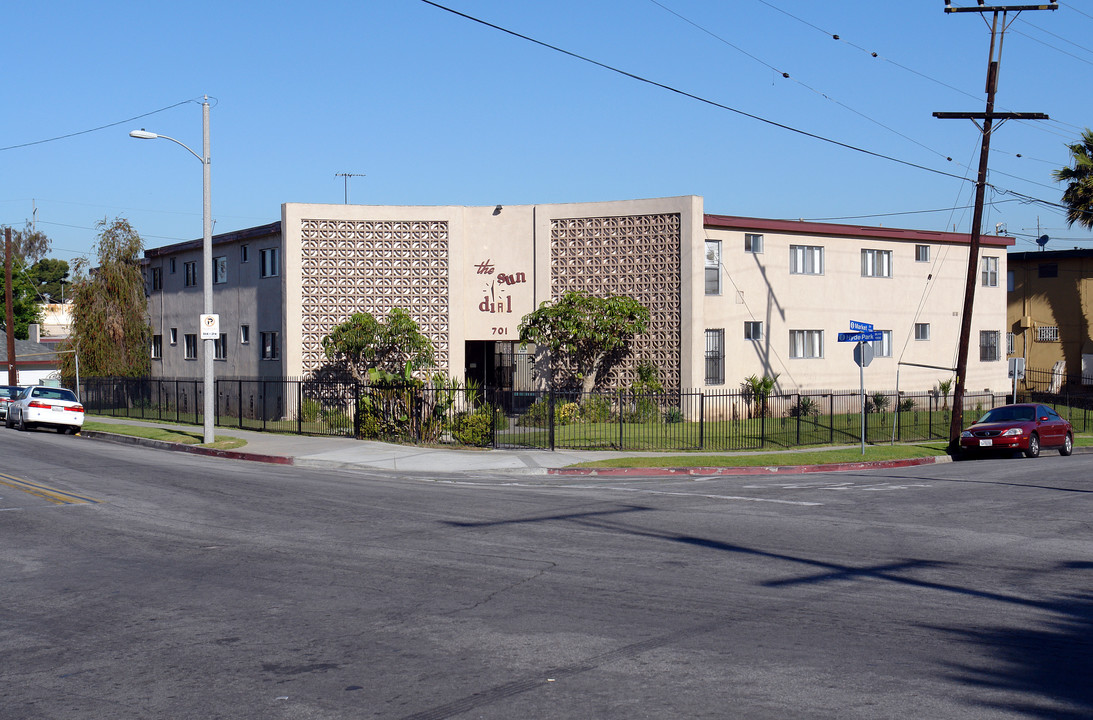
[1037,326,1060,342]
[1007,332,1015,355]
[980,330,1000,362]
[705,329,725,385]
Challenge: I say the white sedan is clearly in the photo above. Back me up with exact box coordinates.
[5,385,85,434]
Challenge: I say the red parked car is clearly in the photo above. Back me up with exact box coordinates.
[959,403,1073,458]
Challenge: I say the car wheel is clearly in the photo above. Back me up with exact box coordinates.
[1060,432,1074,457]
[3,414,10,429]
[1024,432,1041,458]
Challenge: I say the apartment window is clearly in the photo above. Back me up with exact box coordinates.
[744,233,763,253]
[1037,325,1060,342]
[1007,332,1015,355]
[790,330,823,359]
[980,330,1000,362]
[915,244,930,262]
[744,321,763,341]
[981,256,999,287]
[1007,271,1015,291]
[151,267,162,291]
[240,324,250,344]
[870,330,893,358]
[169,328,178,345]
[260,248,280,278]
[151,335,162,359]
[240,244,250,263]
[861,249,892,278]
[914,323,930,341]
[261,331,280,360]
[213,333,228,360]
[184,261,197,287]
[214,256,227,284]
[704,240,721,295]
[169,257,176,274]
[705,329,725,385]
[184,333,198,360]
[1038,263,1058,278]
[790,245,824,275]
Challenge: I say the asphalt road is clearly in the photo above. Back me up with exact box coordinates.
[1,427,1091,719]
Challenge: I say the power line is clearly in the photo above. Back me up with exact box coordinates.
[0,98,198,152]
[419,0,971,184]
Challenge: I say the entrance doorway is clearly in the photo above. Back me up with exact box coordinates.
[464,340,536,413]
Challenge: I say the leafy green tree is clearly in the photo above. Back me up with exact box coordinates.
[1053,128,1093,230]
[60,218,149,378]
[518,290,650,394]
[27,258,70,303]
[2,222,51,339]
[321,308,434,385]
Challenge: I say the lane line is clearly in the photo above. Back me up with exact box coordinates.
[0,473,100,505]
[434,479,822,506]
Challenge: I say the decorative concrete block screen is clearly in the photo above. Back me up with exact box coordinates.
[299,219,450,374]
[550,213,681,388]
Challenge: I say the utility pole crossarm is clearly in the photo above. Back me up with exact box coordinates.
[945,4,1057,13]
[933,112,1048,120]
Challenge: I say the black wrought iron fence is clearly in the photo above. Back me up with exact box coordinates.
[73,376,1089,451]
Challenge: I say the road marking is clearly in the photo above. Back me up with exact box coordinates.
[434,480,822,506]
[742,481,932,492]
[0,473,100,505]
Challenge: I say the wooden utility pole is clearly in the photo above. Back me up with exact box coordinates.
[5,227,17,385]
[935,1,1055,447]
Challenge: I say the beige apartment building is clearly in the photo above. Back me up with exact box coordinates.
[144,196,1012,394]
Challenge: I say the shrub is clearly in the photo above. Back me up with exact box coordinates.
[452,411,493,447]
[581,395,612,423]
[557,402,581,425]
[299,398,321,423]
[519,398,551,427]
[898,398,915,413]
[663,407,684,424]
[788,396,819,418]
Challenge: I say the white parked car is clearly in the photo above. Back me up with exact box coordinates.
[5,385,84,434]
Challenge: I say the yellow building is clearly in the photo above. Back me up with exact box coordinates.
[1008,249,1093,390]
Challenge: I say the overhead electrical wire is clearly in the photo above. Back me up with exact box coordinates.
[0,98,199,153]
[418,0,971,184]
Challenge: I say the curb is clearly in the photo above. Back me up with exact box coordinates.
[79,430,294,466]
[548,454,952,477]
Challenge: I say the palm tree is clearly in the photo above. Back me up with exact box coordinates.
[1053,128,1093,230]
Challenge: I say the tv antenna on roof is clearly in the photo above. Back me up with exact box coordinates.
[335,172,366,204]
[1035,217,1049,250]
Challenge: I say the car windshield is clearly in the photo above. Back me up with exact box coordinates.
[978,406,1035,423]
[0,387,16,398]
[30,387,78,402]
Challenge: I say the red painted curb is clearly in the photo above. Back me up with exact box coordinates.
[79,431,294,466]
[548,454,949,477]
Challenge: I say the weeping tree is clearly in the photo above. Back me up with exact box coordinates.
[60,218,149,378]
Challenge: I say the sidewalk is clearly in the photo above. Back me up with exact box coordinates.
[80,415,956,476]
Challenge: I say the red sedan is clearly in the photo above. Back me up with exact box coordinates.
[959,403,1073,458]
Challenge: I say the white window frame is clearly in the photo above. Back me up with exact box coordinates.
[915,244,930,263]
[1007,332,1015,356]
[981,256,999,287]
[240,324,250,344]
[704,240,721,295]
[151,334,162,359]
[744,233,763,254]
[240,244,250,263]
[213,333,228,360]
[870,330,892,358]
[169,328,178,345]
[790,245,824,275]
[789,330,823,359]
[914,323,930,341]
[744,321,763,341]
[861,249,892,278]
[184,261,197,287]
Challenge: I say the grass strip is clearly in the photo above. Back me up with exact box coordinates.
[82,422,247,451]
[569,443,951,469]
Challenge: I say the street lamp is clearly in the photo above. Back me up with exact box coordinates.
[130,95,215,444]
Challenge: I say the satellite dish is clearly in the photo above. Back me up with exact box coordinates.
[1036,234,1050,249]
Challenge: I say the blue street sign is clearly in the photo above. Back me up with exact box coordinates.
[849,320,874,332]
[838,331,883,343]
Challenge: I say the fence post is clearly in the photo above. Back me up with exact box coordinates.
[828,394,834,444]
[548,389,555,451]
[297,381,303,435]
[795,394,801,446]
[353,381,361,439]
[618,390,624,451]
[490,389,498,448]
[699,392,705,451]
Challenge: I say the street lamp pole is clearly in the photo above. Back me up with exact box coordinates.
[130,95,215,444]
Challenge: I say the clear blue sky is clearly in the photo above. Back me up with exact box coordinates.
[3,0,1091,270]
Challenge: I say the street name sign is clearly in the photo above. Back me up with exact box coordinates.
[849,320,874,332]
[837,331,883,343]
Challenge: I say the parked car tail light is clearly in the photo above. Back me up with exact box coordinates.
[27,400,53,409]
[67,405,84,413]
